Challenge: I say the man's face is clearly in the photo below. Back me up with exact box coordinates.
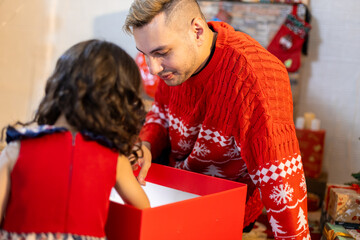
[133,12,199,86]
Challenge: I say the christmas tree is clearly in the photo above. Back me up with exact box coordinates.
[296,207,307,232]
[345,172,360,186]
[269,216,286,237]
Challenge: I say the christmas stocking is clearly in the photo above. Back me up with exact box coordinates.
[267,9,311,72]
[135,52,160,99]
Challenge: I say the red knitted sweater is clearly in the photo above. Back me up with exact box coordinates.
[140,21,309,239]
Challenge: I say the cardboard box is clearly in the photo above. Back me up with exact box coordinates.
[105,163,247,240]
[296,129,326,178]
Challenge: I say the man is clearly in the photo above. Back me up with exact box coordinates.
[124,0,310,239]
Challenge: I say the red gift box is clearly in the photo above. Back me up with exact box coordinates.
[296,129,326,178]
[105,163,247,240]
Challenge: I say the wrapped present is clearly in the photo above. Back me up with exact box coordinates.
[347,229,360,240]
[324,184,359,212]
[322,223,355,240]
[328,186,360,224]
[334,220,360,230]
[295,129,325,178]
[320,206,360,237]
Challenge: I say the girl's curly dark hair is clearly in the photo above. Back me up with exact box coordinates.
[27,39,145,160]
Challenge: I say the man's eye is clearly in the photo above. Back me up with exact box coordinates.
[156,51,169,57]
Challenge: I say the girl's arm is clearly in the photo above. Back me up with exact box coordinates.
[0,141,19,224]
[114,155,150,209]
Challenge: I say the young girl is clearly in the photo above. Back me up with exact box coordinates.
[0,39,150,239]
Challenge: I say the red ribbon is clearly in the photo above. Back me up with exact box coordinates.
[350,183,360,193]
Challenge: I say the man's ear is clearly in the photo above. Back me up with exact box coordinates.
[191,17,206,46]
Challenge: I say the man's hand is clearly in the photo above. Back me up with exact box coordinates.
[135,141,152,186]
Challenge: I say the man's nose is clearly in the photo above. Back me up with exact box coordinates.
[147,57,163,76]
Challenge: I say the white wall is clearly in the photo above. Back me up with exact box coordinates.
[0,0,49,127]
[0,0,359,184]
[0,0,135,128]
[298,0,360,184]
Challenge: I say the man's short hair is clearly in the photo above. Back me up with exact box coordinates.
[124,0,204,34]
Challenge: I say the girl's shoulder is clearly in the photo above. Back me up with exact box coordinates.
[5,125,117,150]
[5,125,68,144]
[0,140,20,171]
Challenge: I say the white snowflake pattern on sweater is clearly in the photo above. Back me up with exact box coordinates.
[193,142,210,157]
[270,183,294,205]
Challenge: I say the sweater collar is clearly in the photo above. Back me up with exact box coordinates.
[184,21,234,86]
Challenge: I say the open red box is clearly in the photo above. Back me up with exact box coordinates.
[105,163,247,240]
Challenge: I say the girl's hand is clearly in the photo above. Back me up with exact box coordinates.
[135,142,152,186]
[115,154,150,209]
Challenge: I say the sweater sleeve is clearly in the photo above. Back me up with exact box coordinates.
[139,82,170,160]
[238,65,310,239]
[245,124,310,240]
